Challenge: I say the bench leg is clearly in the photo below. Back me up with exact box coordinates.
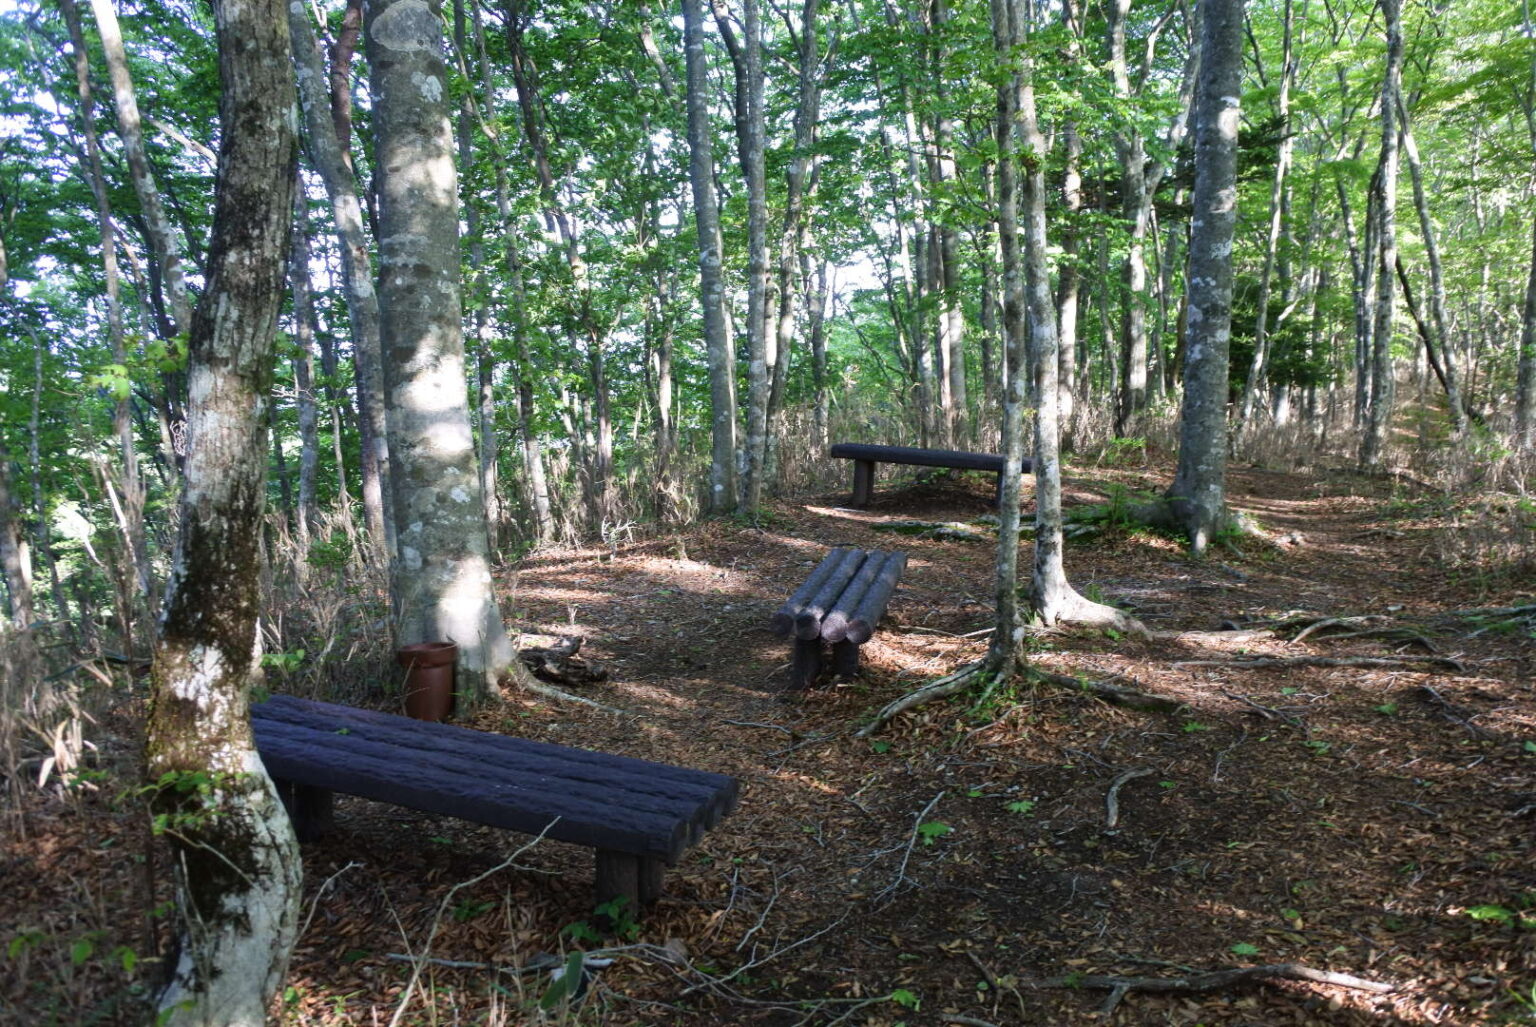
[595,850,666,912]
[852,460,875,507]
[790,637,823,690]
[274,779,334,841]
[832,639,860,679]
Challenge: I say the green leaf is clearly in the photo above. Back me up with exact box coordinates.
[1005,800,1036,815]
[888,988,920,1009]
[917,821,952,845]
[1374,703,1398,715]
[869,740,892,754]
[1229,942,1260,956]
[1466,904,1514,924]
[70,938,94,965]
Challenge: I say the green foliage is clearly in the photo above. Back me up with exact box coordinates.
[917,821,952,845]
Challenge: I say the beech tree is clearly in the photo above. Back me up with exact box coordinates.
[142,0,302,1017]
[366,0,513,698]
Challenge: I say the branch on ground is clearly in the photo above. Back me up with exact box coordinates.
[1022,962,1397,1015]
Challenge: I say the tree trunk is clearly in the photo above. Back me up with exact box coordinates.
[144,0,302,1017]
[88,0,194,337]
[1166,0,1243,554]
[288,191,323,551]
[682,0,738,513]
[367,0,512,699]
[1519,213,1536,449]
[1360,0,1401,469]
[289,0,394,554]
[62,0,152,611]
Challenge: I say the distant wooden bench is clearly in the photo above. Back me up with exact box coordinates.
[829,443,1033,508]
[250,694,738,910]
[770,548,906,689]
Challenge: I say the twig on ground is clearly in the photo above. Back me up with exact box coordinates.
[1415,685,1490,739]
[1173,655,1465,672]
[1104,768,1154,831]
[520,679,631,714]
[1021,962,1397,1015]
[875,790,946,903]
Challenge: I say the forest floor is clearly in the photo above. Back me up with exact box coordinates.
[5,457,1535,1026]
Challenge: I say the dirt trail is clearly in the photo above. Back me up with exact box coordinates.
[4,462,1532,1025]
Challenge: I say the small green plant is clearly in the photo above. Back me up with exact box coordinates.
[260,649,305,673]
[869,740,892,754]
[451,899,494,923]
[561,919,602,945]
[1229,942,1260,957]
[1374,702,1399,715]
[1303,739,1332,755]
[917,821,952,845]
[1182,720,1212,733]
[888,988,920,1010]
[1005,799,1036,815]
[538,952,590,1011]
[1159,780,1178,790]
[595,895,641,940]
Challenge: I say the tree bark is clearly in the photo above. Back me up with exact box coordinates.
[88,0,194,338]
[287,190,323,552]
[367,0,513,698]
[144,0,302,1018]
[1360,0,1402,470]
[1166,0,1243,554]
[682,0,738,513]
[1519,213,1536,449]
[289,0,394,555]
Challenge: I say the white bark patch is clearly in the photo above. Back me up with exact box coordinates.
[438,555,496,652]
[171,645,227,711]
[449,486,470,503]
[411,71,443,104]
[369,0,437,53]
[400,545,423,570]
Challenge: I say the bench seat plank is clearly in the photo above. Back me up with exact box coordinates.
[251,695,737,864]
[829,443,1033,508]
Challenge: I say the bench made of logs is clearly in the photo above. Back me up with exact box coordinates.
[250,694,738,909]
[770,548,906,689]
[829,443,1033,508]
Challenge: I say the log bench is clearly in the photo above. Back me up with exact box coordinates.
[770,548,906,689]
[250,694,738,909]
[829,443,1033,508]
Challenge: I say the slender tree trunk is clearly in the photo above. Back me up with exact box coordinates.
[88,0,194,337]
[144,0,302,1017]
[288,190,323,551]
[1057,119,1083,432]
[289,0,393,554]
[367,0,512,698]
[1360,0,1402,470]
[1398,105,1467,434]
[0,449,32,629]
[62,0,152,611]
[683,0,738,513]
[1519,213,1536,448]
[1237,0,1294,439]
[1167,0,1243,553]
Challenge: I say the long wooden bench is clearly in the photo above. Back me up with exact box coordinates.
[770,548,906,689]
[250,694,738,909]
[829,442,1033,508]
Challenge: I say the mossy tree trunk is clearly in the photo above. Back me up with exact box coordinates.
[144,0,302,1019]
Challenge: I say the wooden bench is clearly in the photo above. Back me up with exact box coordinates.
[250,694,738,909]
[829,443,1033,508]
[770,548,906,689]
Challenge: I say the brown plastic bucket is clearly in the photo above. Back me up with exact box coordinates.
[396,641,458,722]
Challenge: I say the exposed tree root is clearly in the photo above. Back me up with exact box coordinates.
[1103,767,1153,831]
[1032,587,1149,638]
[1022,962,1396,1015]
[854,661,991,738]
[1172,654,1466,672]
[1029,670,1185,713]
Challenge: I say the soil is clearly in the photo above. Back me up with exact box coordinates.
[5,460,1534,1026]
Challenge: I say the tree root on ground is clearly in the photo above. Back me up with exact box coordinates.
[1022,962,1396,1015]
[1172,654,1466,672]
[1031,588,1149,638]
[857,664,1183,737]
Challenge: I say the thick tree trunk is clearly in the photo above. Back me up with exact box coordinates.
[1166,0,1243,554]
[682,0,738,513]
[367,0,512,698]
[289,0,394,554]
[144,0,302,1018]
